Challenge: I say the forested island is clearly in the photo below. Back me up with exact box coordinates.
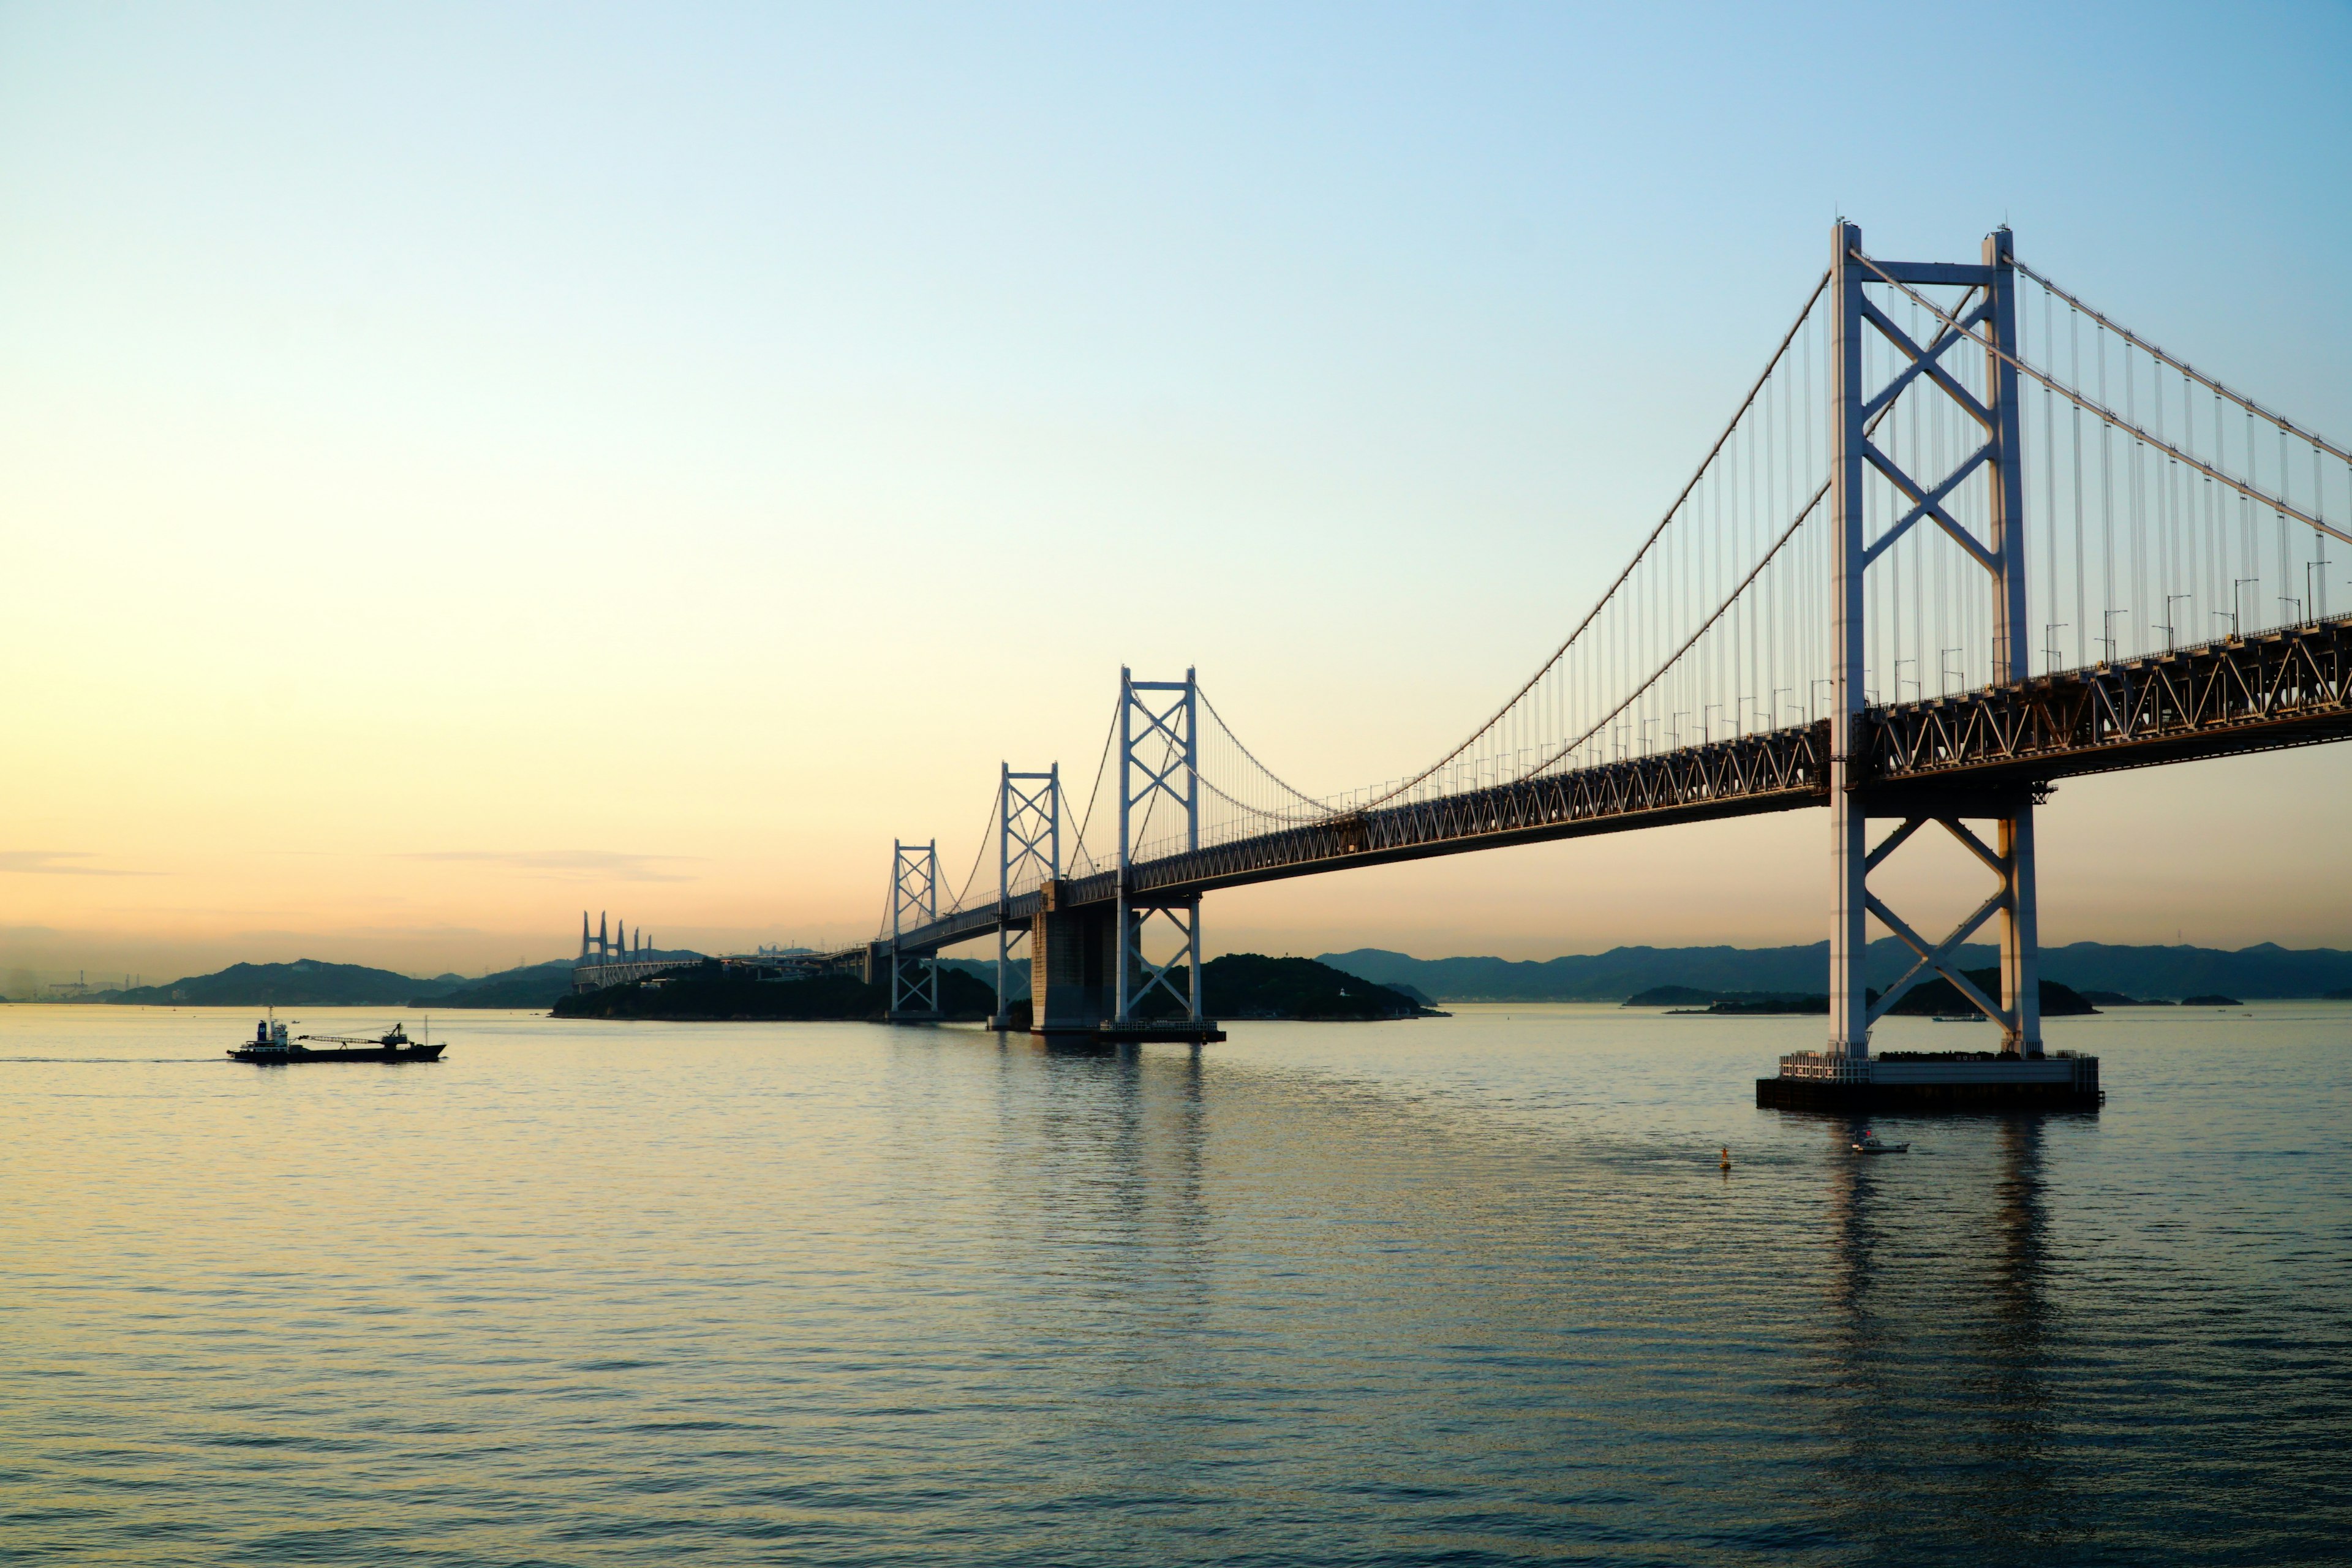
[554,954,1439,1023]
[42,945,2293,1014]
[73,957,590,1009]
[1627,968,2098,1017]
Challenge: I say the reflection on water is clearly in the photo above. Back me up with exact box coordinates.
[1,1005,2346,1565]
[1811,1112,2073,1559]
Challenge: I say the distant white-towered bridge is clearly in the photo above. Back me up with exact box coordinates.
[813,225,2352,1076]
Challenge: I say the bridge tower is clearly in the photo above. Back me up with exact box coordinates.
[1021,669,1220,1041]
[887,839,941,1022]
[1111,667,1213,1035]
[993,762,1060,1029]
[1828,222,2041,1061]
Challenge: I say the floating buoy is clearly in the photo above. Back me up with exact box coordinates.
[1719,1145,1732,1170]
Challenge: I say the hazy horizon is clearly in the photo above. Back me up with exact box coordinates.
[17,911,2352,998]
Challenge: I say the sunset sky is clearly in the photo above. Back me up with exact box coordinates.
[3,1,2348,985]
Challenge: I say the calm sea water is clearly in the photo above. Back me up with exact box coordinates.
[3,1001,2348,1566]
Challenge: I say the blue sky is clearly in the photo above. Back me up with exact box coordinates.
[1,2,2346,974]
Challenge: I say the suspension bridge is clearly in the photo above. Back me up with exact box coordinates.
[812,224,2350,1102]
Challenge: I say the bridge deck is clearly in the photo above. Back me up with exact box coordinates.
[845,615,2352,962]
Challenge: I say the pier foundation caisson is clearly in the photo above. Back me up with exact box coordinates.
[1027,886,1224,1046]
[1758,1050,2101,1112]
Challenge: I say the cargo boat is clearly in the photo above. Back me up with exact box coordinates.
[230,1014,445,1064]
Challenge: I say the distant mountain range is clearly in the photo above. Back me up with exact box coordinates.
[56,940,2352,1012]
[1319,941,2352,1003]
[82,954,699,1010]
[97,959,473,1008]
[417,960,586,1009]
[937,956,1030,999]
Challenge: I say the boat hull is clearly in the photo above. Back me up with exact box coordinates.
[227,1044,446,1064]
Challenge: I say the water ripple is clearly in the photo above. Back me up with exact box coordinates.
[1,1004,2346,1564]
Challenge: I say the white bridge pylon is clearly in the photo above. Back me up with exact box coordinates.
[888,839,939,1020]
[1830,223,2039,1057]
[1116,667,1206,1026]
[993,763,1060,1028]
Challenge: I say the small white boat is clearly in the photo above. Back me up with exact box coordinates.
[1852,1132,1909,1154]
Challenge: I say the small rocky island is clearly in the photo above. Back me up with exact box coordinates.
[554,954,1441,1024]
[1627,968,2099,1017]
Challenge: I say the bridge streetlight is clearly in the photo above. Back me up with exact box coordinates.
[2225,578,2258,638]
[2158,594,2193,652]
[2100,608,2129,664]
[1940,647,1966,696]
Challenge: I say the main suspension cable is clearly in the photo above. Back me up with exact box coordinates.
[1196,686,1329,810]
[1360,265,1834,810]
[1067,695,1121,875]
[2013,258,2350,466]
[1852,249,2350,548]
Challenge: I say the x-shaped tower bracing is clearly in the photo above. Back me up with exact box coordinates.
[993,764,1060,1028]
[888,838,940,1019]
[1117,668,1205,1024]
[1830,223,2039,1057]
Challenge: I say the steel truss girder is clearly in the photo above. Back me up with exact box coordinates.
[848,614,2352,971]
[1864,618,2352,786]
[853,725,1828,966]
[1117,723,1829,898]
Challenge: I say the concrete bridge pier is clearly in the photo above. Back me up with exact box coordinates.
[1028,884,1118,1035]
[1024,882,1226,1043]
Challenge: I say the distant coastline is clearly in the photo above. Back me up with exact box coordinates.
[1627,971,2100,1017]
[554,954,1440,1024]
[21,938,2351,1011]
[1320,940,2352,1005]
[45,957,586,1010]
